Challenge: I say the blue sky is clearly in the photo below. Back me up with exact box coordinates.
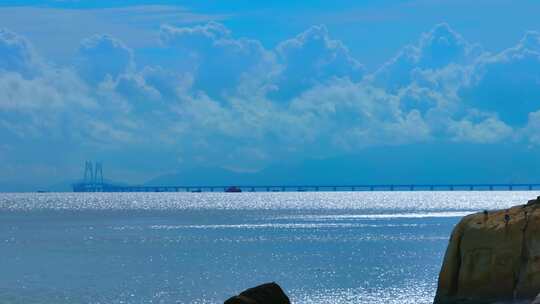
[2,0,540,190]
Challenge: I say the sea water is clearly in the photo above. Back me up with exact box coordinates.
[1,191,538,304]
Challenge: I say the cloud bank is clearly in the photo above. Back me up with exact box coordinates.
[1,21,540,181]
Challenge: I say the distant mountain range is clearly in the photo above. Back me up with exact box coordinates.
[3,142,539,192]
[145,143,540,187]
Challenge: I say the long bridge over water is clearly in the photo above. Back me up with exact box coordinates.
[72,162,540,193]
[74,183,540,192]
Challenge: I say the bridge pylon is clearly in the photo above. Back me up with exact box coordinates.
[95,162,104,186]
[84,161,94,185]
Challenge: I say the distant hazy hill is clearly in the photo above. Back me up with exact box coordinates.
[40,179,128,193]
[0,181,38,192]
[146,167,259,186]
[0,181,73,193]
[45,180,75,192]
[6,142,537,192]
[145,143,540,186]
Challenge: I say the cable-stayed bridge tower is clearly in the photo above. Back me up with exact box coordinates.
[73,161,107,192]
[94,162,103,186]
[83,161,94,184]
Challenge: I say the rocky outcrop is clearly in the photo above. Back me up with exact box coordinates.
[434,197,540,304]
[224,282,291,304]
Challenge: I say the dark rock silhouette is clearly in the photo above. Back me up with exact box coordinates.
[224,282,291,304]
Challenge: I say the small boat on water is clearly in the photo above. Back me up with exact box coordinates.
[225,186,242,193]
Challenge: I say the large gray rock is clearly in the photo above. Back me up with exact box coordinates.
[224,282,291,304]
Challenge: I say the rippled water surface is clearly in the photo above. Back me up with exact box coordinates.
[1,191,538,304]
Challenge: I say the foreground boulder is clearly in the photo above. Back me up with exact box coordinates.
[224,282,291,304]
[434,197,540,304]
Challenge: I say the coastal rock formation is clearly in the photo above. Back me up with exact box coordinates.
[224,282,291,304]
[434,197,540,304]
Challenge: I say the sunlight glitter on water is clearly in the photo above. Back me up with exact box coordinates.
[0,191,538,211]
[1,191,538,304]
[291,283,435,304]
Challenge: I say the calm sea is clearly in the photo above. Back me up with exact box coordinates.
[0,191,538,304]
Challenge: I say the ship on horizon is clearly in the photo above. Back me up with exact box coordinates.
[225,186,242,193]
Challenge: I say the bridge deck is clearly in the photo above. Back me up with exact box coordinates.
[72,183,540,192]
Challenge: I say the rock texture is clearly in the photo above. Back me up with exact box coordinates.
[434,197,540,304]
[532,293,540,304]
[224,282,291,304]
